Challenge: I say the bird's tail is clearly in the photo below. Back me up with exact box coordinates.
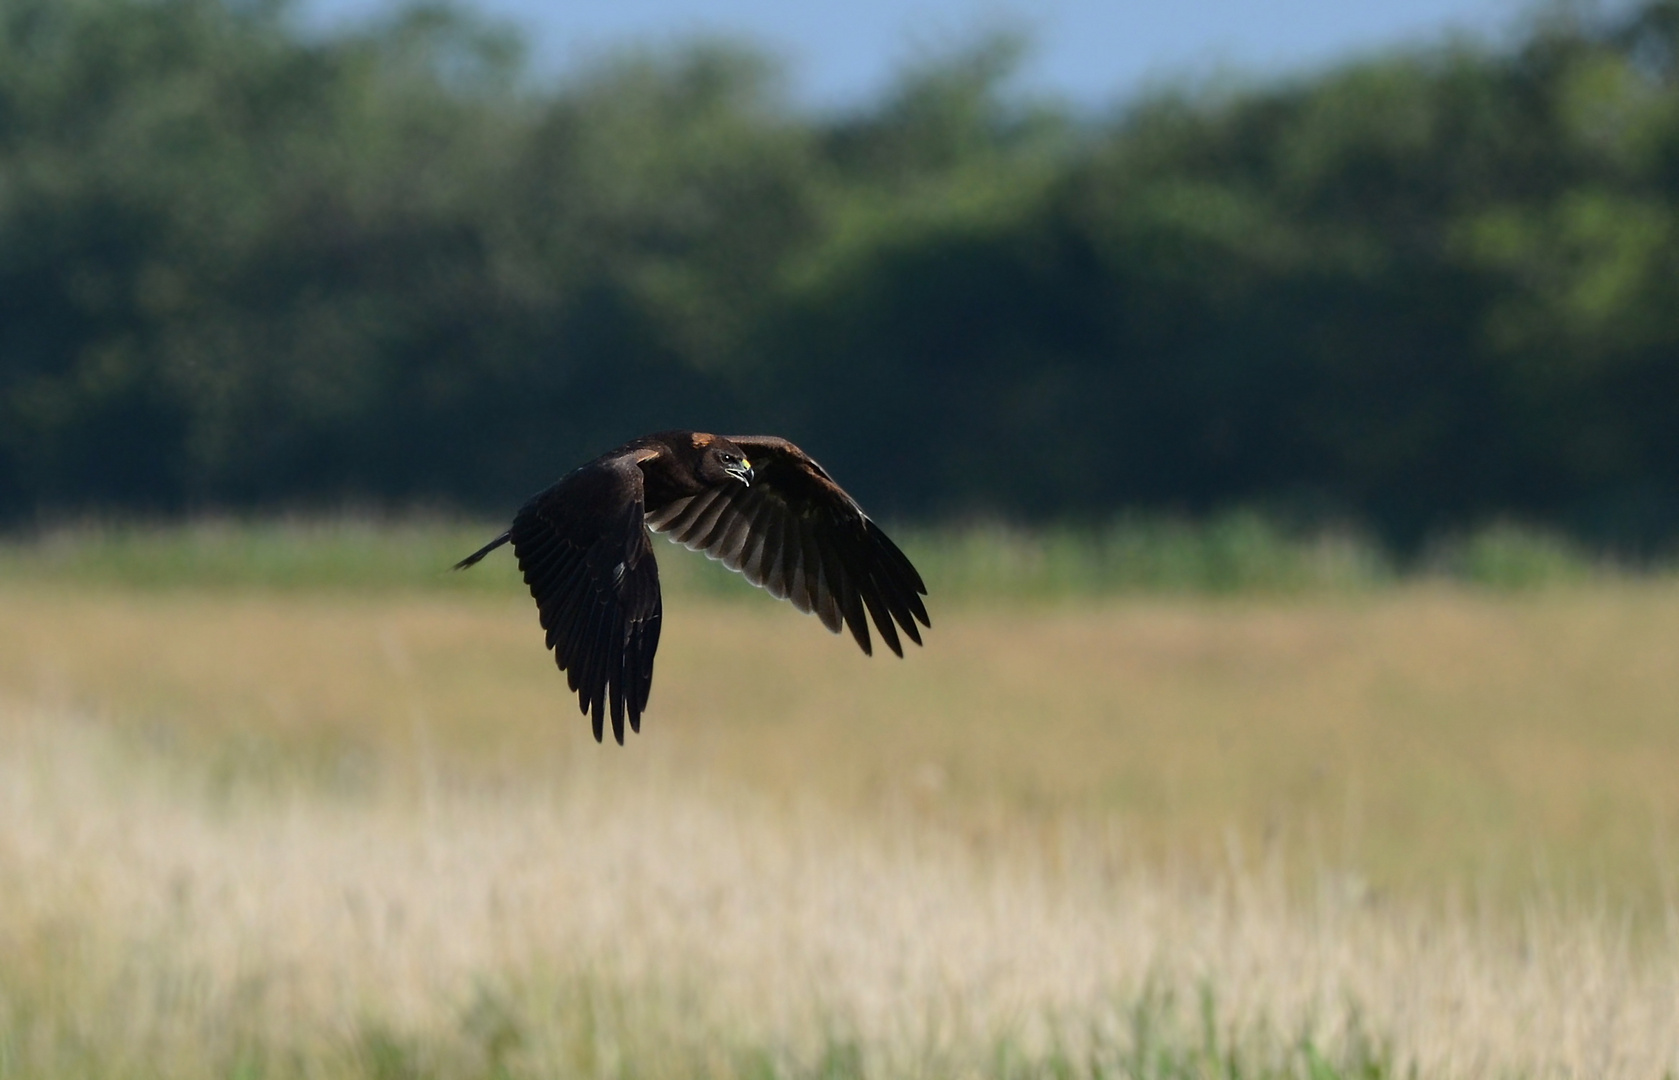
[453,530,512,570]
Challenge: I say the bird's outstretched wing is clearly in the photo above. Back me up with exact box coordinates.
[643,436,929,656]
[509,456,662,744]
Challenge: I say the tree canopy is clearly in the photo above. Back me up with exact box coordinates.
[3,0,1678,551]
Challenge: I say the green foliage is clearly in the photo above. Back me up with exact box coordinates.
[901,514,1396,598]
[3,0,1679,553]
[0,517,515,592]
[1427,521,1599,588]
[0,517,1655,598]
[0,965,1401,1079]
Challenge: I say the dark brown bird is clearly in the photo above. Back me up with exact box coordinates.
[455,431,930,743]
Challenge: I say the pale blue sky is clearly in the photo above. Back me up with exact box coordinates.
[304,0,1562,108]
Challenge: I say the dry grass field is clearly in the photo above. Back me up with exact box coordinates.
[1,526,1678,1077]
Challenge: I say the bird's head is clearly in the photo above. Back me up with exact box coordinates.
[700,439,754,487]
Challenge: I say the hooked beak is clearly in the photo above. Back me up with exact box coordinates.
[726,459,754,487]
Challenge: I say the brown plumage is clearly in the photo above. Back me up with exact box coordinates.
[455,431,930,743]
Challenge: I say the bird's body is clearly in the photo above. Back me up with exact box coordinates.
[456,431,929,743]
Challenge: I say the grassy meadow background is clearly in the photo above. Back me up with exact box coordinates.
[2,520,1677,1078]
[9,0,1679,1074]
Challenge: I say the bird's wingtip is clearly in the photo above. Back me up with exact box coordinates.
[454,530,512,571]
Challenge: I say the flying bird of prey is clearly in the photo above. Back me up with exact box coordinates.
[455,431,930,743]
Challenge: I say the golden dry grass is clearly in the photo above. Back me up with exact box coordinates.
[2,701,1678,1078]
[3,579,1677,908]
[3,577,1679,1077]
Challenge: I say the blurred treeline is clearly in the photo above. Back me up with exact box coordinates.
[3,0,1678,551]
